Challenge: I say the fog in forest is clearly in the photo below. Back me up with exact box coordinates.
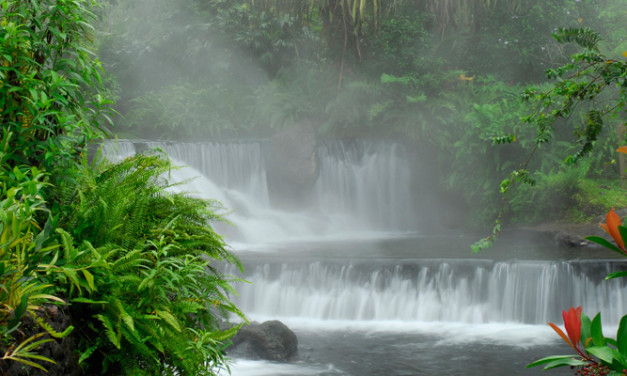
[98,2,627,373]
[7,1,627,375]
[98,0,627,240]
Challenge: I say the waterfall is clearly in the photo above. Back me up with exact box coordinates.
[315,141,413,230]
[101,139,419,246]
[231,259,627,325]
[101,139,627,329]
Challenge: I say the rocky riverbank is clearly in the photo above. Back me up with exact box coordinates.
[520,209,627,248]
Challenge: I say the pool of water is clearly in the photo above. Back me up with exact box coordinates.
[226,320,573,376]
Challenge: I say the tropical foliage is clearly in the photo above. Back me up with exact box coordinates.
[52,152,244,375]
[96,0,627,230]
[529,207,627,375]
[0,0,113,180]
[523,24,627,376]
[472,25,627,251]
[0,167,72,373]
[0,0,244,374]
[529,305,627,375]
[0,0,108,372]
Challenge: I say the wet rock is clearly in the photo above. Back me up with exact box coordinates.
[517,221,600,248]
[228,320,298,361]
[552,231,589,248]
[2,305,80,376]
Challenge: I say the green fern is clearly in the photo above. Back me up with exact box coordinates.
[553,27,601,52]
[111,249,145,273]
[34,315,74,339]
[96,314,122,349]
[52,152,246,375]
[78,345,97,365]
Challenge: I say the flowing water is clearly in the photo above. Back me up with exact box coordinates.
[103,140,627,376]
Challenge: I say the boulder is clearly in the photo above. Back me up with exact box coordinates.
[552,231,589,248]
[228,320,298,361]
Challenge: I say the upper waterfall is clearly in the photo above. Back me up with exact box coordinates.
[101,139,421,248]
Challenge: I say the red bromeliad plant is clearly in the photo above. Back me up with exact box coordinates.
[529,186,627,374]
[548,307,585,357]
[585,147,627,280]
[586,208,627,265]
[529,305,627,375]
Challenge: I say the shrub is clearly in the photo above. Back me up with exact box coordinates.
[51,152,245,375]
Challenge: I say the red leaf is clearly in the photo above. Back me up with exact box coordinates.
[602,209,625,252]
[548,322,578,353]
[563,306,582,349]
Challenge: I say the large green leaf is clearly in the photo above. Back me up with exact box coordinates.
[586,346,621,365]
[617,315,627,358]
[542,357,587,370]
[591,313,606,347]
[618,225,627,248]
[585,236,626,256]
[527,355,584,369]
[606,271,627,281]
[581,313,592,346]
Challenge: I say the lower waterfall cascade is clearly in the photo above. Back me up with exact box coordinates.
[231,258,627,325]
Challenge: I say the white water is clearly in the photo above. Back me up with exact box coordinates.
[102,140,419,247]
[102,139,623,376]
[102,140,627,326]
[315,142,413,230]
[224,255,625,376]
[232,259,627,325]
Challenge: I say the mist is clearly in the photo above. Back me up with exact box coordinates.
[96,1,627,375]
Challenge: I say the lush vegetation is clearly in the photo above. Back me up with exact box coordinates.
[529,208,627,375]
[2,0,627,374]
[512,25,627,376]
[96,0,627,230]
[0,0,243,374]
[473,26,627,250]
[53,152,244,375]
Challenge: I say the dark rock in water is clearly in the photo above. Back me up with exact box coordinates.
[228,320,298,361]
[553,231,589,248]
[517,222,605,248]
[264,122,318,209]
[3,305,80,376]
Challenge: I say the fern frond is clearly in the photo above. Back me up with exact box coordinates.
[35,315,74,339]
[111,249,144,273]
[55,152,245,374]
[206,323,243,342]
[71,297,108,304]
[155,309,181,332]
[553,27,601,51]
[78,345,97,365]
[111,298,135,332]
[96,314,121,349]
